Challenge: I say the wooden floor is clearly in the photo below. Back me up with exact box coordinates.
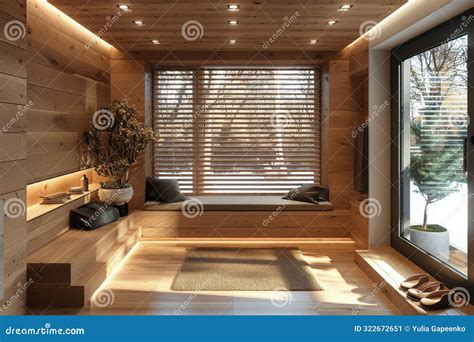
[69,241,399,315]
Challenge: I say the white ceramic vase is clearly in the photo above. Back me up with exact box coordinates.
[98,186,134,205]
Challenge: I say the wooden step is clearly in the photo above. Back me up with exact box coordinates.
[27,285,85,308]
[26,217,140,310]
[27,216,132,284]
[78,228,140,304]
[141,237,358,252]
[355,247,474,315]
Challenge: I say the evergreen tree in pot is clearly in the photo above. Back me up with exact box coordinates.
[83,99,157,205]
[409,114,464,261]
[408,38,467,262]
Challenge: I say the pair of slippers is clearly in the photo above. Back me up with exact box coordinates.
[399,273,455,310]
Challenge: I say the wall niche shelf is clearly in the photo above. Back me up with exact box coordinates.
[27,183,100,222]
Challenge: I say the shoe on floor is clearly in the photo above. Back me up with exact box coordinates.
[407,282,444,301]
[399,273,429,291]
[419,290,452,310]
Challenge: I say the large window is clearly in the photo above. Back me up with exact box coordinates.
[153,66,320,195]
[391,9,473,294]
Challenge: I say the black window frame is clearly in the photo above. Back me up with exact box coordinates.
[390,8,474,296]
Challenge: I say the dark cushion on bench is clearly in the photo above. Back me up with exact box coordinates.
[145,177,189,203]
[282,184,329,204]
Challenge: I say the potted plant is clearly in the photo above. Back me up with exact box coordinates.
[408,40,468,262]
[409,115,464,261]
[83,99,157,206]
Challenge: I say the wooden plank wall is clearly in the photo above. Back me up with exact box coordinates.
[326,39,368,210]
[0,0,27,315]
[26,0,111,184]
[108,48,150,210]
[22,1,111,256]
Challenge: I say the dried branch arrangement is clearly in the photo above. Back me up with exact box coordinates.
[83,99,157,189]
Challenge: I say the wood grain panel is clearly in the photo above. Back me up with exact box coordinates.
[0,1,26,315]
[26,132,82,156]
[28,62,109,101]
[26,151,89,184]
[350,197,369,248]
[135,209,351,239]
[27,194,93,253]
[0,0,26,21]
[27,13,109,74]
[110,53,146,209]
[0,133,26,162]
[0,41,27,78]
[49,0,406,51]
[26,0,111,184]
[327,59,366,209]
[0,73,26,104]
[27,0,110,57]
[0,160,26,195]
[27,84,107,115]
[0,102,26,133]
[27,109,91,133]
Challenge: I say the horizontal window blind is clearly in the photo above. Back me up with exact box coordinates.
[153,70,194,193]
[153,66,320,195]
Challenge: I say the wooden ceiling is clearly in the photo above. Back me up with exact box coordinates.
[49,0,407,52]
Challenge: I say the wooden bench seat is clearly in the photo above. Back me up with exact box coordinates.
[144,195,333,211]
[355,247,474,315]
[135,209,351,239]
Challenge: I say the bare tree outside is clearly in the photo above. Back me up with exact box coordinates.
[407,34,468,268]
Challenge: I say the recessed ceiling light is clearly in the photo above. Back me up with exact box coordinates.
[133,20,144,26]
[117,4,130,11]
[228,20,239,25]
[326,20,338,26]
[310,39,318,45]
[229,39,237,44]
[152,39,160,44]
[228,4,240,11]
[338,4,353,11]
